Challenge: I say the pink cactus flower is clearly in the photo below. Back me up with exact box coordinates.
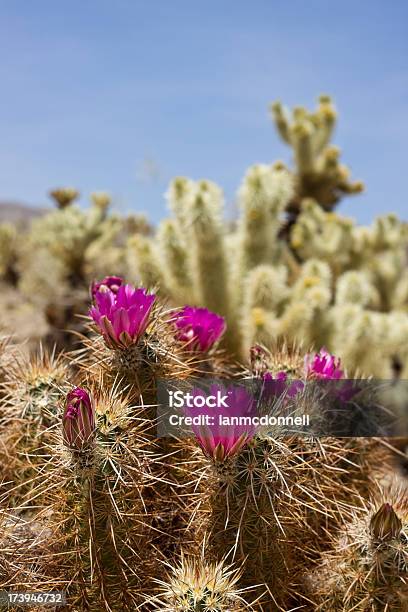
[305,348,344,380]
[174,306,226,352]
[186,384,256,461]
[91,276,123,300]
[263,370,304,398]
[89,284,156,349]
[306,349,360,403]
[63,388,95,449]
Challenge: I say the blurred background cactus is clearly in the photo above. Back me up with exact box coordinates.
[270,96,364,215]
[0,190,151,348]
[124,97,408,375]
[0,96,406,369]
[0,223,19,285]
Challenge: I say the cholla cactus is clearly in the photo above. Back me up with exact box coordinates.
[26,198,120,284]
[132,177,408,371]
[17,192,125,347]
[126,97,408,372]
[49,186,79,209]
[236,162,294,273]
[131,167,295,355]
[90,191,111,215]
[125,212,153,236]
[291,201,408,309]
[270,95,364,212]
[128,233,167,293]
[157,219,193,303]
[186,180,232,320]
[0,223,19,284]
[242,198,408,373]
[336,270,380,308]
[290,199,355,265]
[0,96,405,375]
[244,265,290,315]
[332,307,408,378]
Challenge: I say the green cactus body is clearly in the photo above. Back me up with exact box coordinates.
[196,435,342,610]
[29,388,154,611]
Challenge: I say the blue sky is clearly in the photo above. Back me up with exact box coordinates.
[0,1,407,224]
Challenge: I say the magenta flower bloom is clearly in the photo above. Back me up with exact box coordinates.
[174,306,226,352]
[263,370,304,399]
[185,384,257,461]
[63,388,95,449]
[91,276,123,300]
[305,348,344,380]
[89,284,156,349]
[263,370,288,397]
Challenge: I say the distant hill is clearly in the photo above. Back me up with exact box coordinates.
[0,201,50,227]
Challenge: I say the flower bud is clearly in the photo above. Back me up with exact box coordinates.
[370,503,402,541]
[63,388,95,449]
[250,344,270,377]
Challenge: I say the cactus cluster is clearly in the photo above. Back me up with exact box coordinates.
[0,96,406,374]
[0,191,148,347]
[0,275,406,610]
[128,97,408,374]
[0,95,407,610]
